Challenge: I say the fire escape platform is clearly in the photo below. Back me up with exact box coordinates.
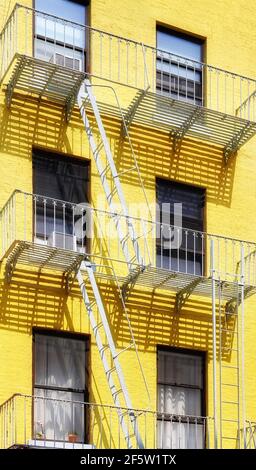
[3,54,85,120]
[1,241,256,304]
[97,90,256,161]
[2,241,85,283]
[121,264,256,303]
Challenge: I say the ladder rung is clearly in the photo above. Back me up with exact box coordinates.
[222,436,239,440]
[221,382,239,387]
[93,322,104,332]
[106,366,116,376]
[112,389,123,398]
[99,344,110,354]
[222,400,239,405]
[222,365,239,369]
[222,418,239,423]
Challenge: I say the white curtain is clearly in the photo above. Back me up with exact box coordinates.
[34,334,86,441]
[157,350,204,449]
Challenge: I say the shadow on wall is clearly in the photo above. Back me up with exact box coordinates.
[0,265,234,362]
[0,93,236,208]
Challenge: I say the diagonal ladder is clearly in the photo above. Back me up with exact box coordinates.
[77,265,144,448]
[76,79,150,447]
[77,79,145,268]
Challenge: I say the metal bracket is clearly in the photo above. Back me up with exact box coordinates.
[64,254,85,293]
[175,277,202,313]
[122,89,148,136]
[5,241,26,283]
[122,265,146,301]
[223,121,255,164]
[225,285,256,314]
[65,73,85,122]
[171,106,203,153]
[6,55,27,108]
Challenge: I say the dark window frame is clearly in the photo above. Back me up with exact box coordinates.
[32,329,90,443]
[156,178,206,276]
[156,26,205,105]
[32,147,91,250]
[33,0,90,72]
[157,346,206,430]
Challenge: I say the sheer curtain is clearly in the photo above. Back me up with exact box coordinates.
[34,334,87,442]
[157,350,204,449]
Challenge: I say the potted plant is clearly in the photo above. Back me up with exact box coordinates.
[68,431,78,443]
[35,422,45,440]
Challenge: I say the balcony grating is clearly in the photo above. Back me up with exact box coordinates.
[97,91,256,161]
[5,54,85,120]
[2,54,256,158]
[2,241,256,303]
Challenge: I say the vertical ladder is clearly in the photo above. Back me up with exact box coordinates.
[76,79,150,447]
[218,286,241,448]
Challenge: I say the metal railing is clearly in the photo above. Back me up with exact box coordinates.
[1,4,256,120]
[1,189,256,286]
[0,393,211,449]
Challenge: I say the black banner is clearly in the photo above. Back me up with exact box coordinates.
[0,449,256,467]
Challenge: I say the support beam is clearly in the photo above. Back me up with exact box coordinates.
[5,241,26,282]
[122,265,146,301]
[65,75,85,122]
[171,106,203,153]
[122,89,148,135]
[6,56,27,107]
[175,277,203,313]
[64,254,85,293]
[223,121,256,163]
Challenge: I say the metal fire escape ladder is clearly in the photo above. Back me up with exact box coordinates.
[218,284,241,449]
[77,79,144,268]
[211,241,246,449]
[77,266,144,449]
[76,79,150,448]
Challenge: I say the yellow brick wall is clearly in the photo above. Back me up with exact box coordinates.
[0,0,256,449]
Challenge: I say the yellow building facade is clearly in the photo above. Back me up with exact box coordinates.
[0,0,256,449]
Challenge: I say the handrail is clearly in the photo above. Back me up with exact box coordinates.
[1,188,256,247]
[1,3,256,85]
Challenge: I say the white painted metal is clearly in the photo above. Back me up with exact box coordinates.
[211,239,218,449]
[78,79,144,267]
[76,266,144,449]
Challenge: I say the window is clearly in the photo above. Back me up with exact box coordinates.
[157,349,205,449]
[34,0,88,71]
[156,178,205,275]
[33,331,89,442]
[156,27,204,105]
[33,149,90,250]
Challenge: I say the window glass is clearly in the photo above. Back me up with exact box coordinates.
[157,28,203,62]
[156,179,205,275]
[34,0,87,68]
[35,0,87,25]
[156,27,204,104]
